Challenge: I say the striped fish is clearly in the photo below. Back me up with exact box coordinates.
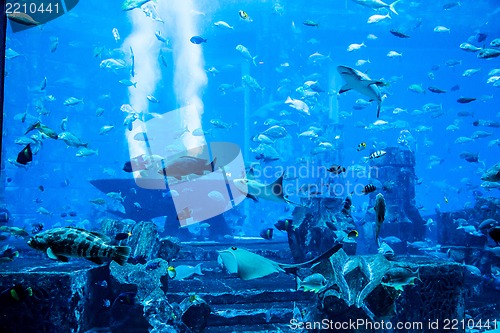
[364,150,387,162]
[27,227,130,266]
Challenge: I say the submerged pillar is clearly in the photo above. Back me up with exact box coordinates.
[359,147,426,254]
[0,11,6,204]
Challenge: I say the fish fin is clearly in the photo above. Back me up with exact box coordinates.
[376,102,381,118]
[88,257,104,265]
[246,193,259,202]
[113,246,131,266]
[194,263,204,275]
[296,277,302,291]
[369,80,385,86]
[339,84,352,94]
[270,173,284,198]
[47,248,68,262]
[210,157,217,172]
[89,231,111,242]
[389,0,400,15]
[252,55,258,66]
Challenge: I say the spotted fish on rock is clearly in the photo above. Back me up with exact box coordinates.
[27,227,131,265]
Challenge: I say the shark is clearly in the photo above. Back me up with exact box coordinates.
[232,172,305,206]
[337,65,385,118]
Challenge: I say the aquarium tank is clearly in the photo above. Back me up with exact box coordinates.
[1,0,500,332]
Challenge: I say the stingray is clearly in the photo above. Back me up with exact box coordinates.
[217,243,343,280]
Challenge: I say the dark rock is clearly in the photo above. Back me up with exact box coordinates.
[110,258,169,299]
[179,296,211,333]
[288,197,357,262]
[0,261,104,333]
[156,237,181,262]
[143,291,178,333]
[128,221,160,260]
[99,218,135,240]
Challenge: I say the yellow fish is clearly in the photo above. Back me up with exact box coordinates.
[238,10,252,22]
[357,142,367,151]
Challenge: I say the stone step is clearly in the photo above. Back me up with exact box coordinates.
[176,240,294,262]
[204,323,294,333]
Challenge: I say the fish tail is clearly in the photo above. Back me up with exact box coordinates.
[389,0,400,15]
[296,277,302,291]
[113,246,131,266]
[194,263,204,275]
[252,55,258,66]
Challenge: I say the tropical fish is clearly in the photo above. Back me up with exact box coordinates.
[236,44,258,66]
[364,150,386,162]
[190,36,207,44]
[238,10,252,22]
[357,142,367,151]
[0,226,29,237]
[303,20,319,28]
[260,228,273,240]
[58,132,88,147]
[274,218,294,232]
[351,0,400,15]
[362,184,377,195]
[381,266,420,291]
[457,97,477,104]
[296,273,327,292]
[7,12,39,26]
[374,193,386,244]
[482,163,500,182]
[16,144,32,165]
[168,263,203,280]
[158,156,216,180]
[213,21,234,29]
[122,0,151,11]
[28,227,130,265]
[64,97,84,106]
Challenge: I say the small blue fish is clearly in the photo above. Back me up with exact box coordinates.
[190,36,207,44]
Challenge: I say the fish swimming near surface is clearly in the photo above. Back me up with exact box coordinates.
[374,193,386,245]
[27,227,131,265]
[217,243,343,280]
[337,66,385,118]
[351,0,401,15]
